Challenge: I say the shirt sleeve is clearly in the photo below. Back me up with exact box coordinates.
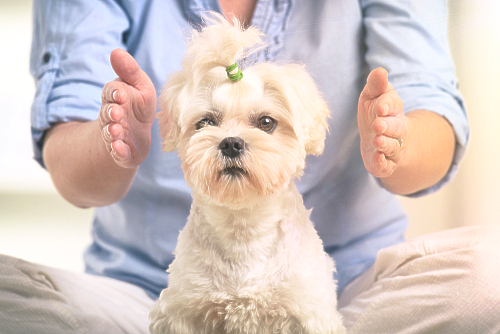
[360,0,469,197]
[30,0,130,168]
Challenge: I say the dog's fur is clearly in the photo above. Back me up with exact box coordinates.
[149,14,345,334]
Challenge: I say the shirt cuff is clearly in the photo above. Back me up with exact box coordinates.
[31,82,102,169]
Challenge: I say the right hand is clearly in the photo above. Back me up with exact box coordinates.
[98,49,157,168]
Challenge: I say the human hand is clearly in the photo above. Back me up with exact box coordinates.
[358,67,408,178]
[98,49,157,168]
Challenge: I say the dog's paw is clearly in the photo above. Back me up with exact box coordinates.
[294,310,345,334]
[149,314,198,334]
[149,303,189,334]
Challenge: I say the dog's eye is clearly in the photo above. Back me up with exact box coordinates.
[196,118,216,130]
[257,116,276,133]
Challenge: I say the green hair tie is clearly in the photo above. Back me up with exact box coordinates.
[226,62,243,82]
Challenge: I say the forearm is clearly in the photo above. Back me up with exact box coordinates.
[380,109,455,195]
[43,121,138,208]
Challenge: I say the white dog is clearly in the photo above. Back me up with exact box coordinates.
[149,14,346,334]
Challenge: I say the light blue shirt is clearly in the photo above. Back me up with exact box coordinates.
[31,0,468,298]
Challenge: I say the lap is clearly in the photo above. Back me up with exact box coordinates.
[338,226,500,334]
[0,255,154,334]
[3,226,498,334]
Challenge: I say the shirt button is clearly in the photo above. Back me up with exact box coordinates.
[43,52,51,64]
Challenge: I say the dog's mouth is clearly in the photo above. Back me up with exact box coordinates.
[220,160,246,177]
[221,166,246,177]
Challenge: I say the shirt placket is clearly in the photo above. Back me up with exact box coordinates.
[248,0,294,64]
[185,0,294,66]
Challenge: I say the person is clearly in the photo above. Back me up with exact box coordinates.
[1,0,498,333]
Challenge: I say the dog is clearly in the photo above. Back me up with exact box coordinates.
[149,14,346,334]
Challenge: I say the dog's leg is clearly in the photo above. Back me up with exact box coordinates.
[149,307,197,334]
[268,274,346,334]
[291,298,346,334]
[150,292,230,334]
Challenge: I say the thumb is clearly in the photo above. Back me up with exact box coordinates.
[110,49,153,90]
[363,67,390,99]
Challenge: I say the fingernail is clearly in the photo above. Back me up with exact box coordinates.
[112,90,119,102]
[106,124,111,137]
[108,105,114,121]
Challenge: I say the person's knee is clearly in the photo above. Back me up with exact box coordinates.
[339,226,500,334]
[450,226,500,331]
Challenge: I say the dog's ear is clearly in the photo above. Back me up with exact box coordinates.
[279,65,330,156]
[157,71,188,152]
[301,90,330,156]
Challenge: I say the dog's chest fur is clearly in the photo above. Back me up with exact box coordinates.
[171,183,316,291]
[153,183,341,333]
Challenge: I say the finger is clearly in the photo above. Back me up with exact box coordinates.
[101,122,124,145]
[101,81,125,104]
[373,135,402,158]
[108,104,124,123]
[110,49,153,91]
[100,81,125,128]
[363,67,389,99]
[108,123,124,141]
[101,123,113,149]
[374,90,403,117]
[371,117,387,134]
[99,103,125,133]
[99,104,113,126]
[372,151,397,177]
[372,116,405,139]
[110,140,131,165]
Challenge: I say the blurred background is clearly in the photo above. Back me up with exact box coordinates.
[1,0,499,272]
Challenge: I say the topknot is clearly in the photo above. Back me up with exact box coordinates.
[182,12,265,85]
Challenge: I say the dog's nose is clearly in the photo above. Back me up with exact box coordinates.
[219,137,245,158]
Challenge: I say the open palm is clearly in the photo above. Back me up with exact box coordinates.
[98,49,157,168]
[358,67,408,178]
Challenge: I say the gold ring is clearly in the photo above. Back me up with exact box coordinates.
[385,138,403,160]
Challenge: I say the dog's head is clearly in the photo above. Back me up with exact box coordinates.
[158,14,330,207]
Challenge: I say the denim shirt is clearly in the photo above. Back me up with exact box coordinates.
[31,0,468,298]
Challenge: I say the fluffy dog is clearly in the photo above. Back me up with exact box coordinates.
[149,14,345,334]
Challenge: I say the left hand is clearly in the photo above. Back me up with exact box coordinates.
[358,67,408,178]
